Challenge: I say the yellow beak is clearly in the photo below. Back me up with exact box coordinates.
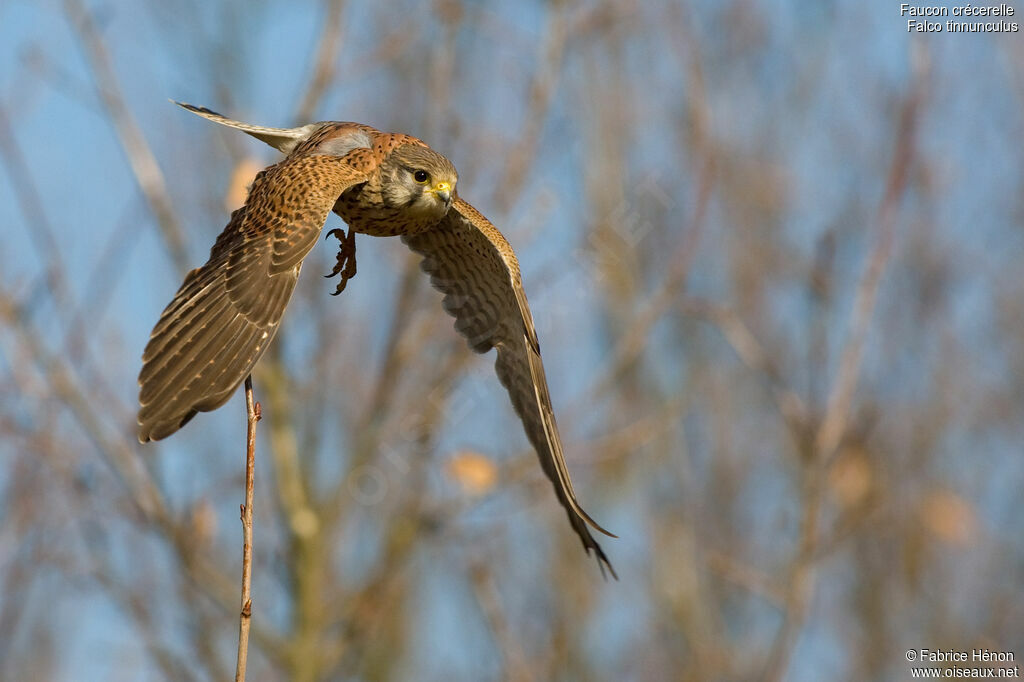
[432,181,452,204]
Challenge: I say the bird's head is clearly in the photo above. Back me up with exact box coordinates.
[380,144,458,219]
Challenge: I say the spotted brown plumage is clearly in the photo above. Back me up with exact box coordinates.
[138,102,616,577]
[403,198,618,577]
[138,153,368,441]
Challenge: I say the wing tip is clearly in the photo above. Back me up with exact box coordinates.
[586,515,618,539]
[569,496,617,538]
[137,420,156,444]
[137,405,200,444]
[590,542,619,581]
[171,100,219,117]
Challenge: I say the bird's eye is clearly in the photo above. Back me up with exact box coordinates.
[413,170,430,184]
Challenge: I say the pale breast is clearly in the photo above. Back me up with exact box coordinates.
[333,185,445,236]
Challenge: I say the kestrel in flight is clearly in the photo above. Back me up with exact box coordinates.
[138,102,616,577]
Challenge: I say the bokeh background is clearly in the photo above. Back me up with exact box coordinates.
[1,1,1022,680]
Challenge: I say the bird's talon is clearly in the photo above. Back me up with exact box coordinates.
[325,261,344,278]
[325,226,357,293]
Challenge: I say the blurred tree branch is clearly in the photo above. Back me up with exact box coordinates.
[758,45,927,682]
[63,0,190,274]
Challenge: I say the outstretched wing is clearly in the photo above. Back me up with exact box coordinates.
[138,153,367,442]
[402,198,617,578]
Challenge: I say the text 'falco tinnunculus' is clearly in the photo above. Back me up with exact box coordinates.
[137,102,616,577]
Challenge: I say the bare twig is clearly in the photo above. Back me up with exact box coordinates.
[0,283,288,664]
[235,376,260,682]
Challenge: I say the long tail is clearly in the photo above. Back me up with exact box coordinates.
[172,101,318,154]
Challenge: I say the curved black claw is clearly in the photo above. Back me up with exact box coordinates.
[325,226,358,295]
